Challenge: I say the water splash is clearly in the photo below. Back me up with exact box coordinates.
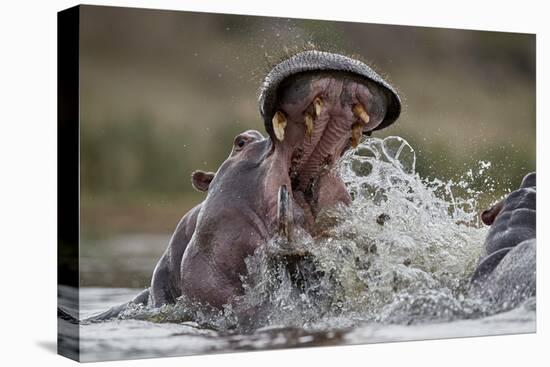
[122,136,494,331]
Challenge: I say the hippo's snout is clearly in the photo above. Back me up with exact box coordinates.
[259,50,401,139]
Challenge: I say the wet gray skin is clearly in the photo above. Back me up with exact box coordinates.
[470,172,536,310]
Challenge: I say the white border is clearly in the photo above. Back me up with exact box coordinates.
[1,1,547,366]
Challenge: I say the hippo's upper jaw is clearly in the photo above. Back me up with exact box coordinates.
[259,51,401,234]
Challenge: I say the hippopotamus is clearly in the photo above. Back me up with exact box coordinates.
[148,51,402,308]
[469,172,536,310]
[82,50,401,321]
[84,51,535,322]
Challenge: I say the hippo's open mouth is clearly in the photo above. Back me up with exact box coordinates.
[259,51,401,234]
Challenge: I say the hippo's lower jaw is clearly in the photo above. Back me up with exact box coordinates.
[264,71,393,234]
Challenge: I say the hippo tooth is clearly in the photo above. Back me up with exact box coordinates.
[272,111,287,141]
[352,103,370,124]
[305,113,314,140]
[277,184,292,242]
[351,122,363,148]
[314,97,323,117]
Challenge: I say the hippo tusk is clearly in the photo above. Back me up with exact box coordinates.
[351,103,370,148]
[352,103,370,124]
[314,97,323,117]
[351,122,364,148]
[272,111,287,141]
[277,184,293,241]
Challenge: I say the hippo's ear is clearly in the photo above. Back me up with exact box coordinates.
[191,170,215,192]
[481,200,504,226]
[520,172,536,189]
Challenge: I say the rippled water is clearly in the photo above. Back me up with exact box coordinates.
[60,136,536,362]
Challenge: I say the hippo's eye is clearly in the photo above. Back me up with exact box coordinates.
[235,137,247,151]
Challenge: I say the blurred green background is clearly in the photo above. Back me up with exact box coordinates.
[79,5,535,287]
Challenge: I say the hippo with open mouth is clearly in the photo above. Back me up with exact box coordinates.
[84,51,535,322]
[149,51,401,308]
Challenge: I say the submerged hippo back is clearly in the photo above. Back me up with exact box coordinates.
[470,172,536,310]
[484,178,536,256]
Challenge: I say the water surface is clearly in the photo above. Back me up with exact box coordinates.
[65,137,536,362]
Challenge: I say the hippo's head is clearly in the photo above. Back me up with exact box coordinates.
[181,51,401,308]
[196,51,401,237]
[256,50,401,236]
